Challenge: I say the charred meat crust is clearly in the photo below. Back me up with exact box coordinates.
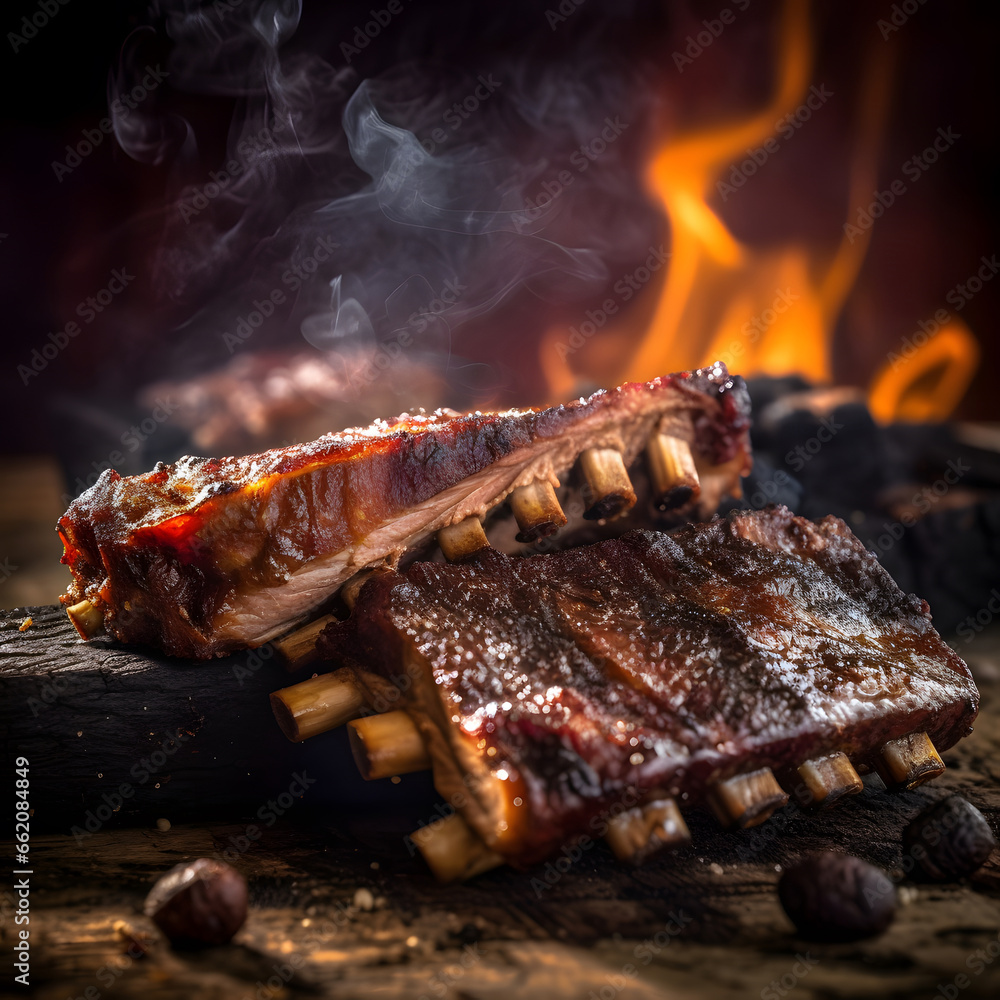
[320,506,978,866]
[57,365,750,658]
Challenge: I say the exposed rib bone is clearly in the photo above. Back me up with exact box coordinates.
[270,669,364,742]
[707,768,789,829]
[874,732,946,790]
[795,752,864,809]
[272,613,338,669]
[605,796,691,865]
[348,710,432,780]
[341,571,374,611]
[509,481,567,542]
[646,433,701,510]
[579,448,637,520]
[67,599,105,639]
[438,517,490,561]
[410,813,503,883]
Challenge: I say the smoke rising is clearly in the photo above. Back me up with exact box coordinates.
[111,0,669,399]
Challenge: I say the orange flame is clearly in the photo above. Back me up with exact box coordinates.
[540,0,979,422]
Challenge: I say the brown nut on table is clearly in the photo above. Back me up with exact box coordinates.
[903,795,997,881]
[778,852,896,942]
[144,858,248,948]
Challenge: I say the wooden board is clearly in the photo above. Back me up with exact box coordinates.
[2,608,999,999]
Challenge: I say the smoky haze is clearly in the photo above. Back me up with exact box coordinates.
[108,0,669,400]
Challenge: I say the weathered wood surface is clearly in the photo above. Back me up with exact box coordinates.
[1,613,999,998]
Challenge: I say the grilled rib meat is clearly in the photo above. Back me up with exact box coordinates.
[58,364,750,658]
[320,506,978,867]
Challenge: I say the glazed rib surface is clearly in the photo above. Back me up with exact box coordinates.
[323,506,978,865]
[58,365,749,658]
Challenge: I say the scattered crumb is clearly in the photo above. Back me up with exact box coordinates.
[774,864,783,873]
[77,731,83,737]
[390,776,401,784]
[406,935,419,948]
[301,919,311,928]
[353,888,374,911]
[709,863,724,876]
[155,818,171,832]
[113,919,150,957]
[370,861,380,870]
[898,886,919,906]
[18,617,32,632]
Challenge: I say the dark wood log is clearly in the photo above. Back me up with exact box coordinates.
[0,605,434,833]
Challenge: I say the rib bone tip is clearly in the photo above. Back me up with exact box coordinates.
[579,448,637,521]
[66,599,105,640]
[509,481,567,543]
[269,668,365,742]
[875,732,945,791]
[348,710,431,780]
[606,796,691,865]
[647,433,701,510]
[272,613,338,669]
[411,813,503,883]
[438,516,490,561]
[707,767,789,830]
[795,752,864,810]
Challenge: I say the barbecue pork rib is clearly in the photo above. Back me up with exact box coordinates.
[58,364,750,658]
[320,506,978,869]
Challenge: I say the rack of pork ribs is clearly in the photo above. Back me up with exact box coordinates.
[57,363,978,881]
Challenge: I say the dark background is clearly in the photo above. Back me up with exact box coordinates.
[0,0,997,472]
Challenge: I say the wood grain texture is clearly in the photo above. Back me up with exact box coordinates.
[2,609,999,999]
